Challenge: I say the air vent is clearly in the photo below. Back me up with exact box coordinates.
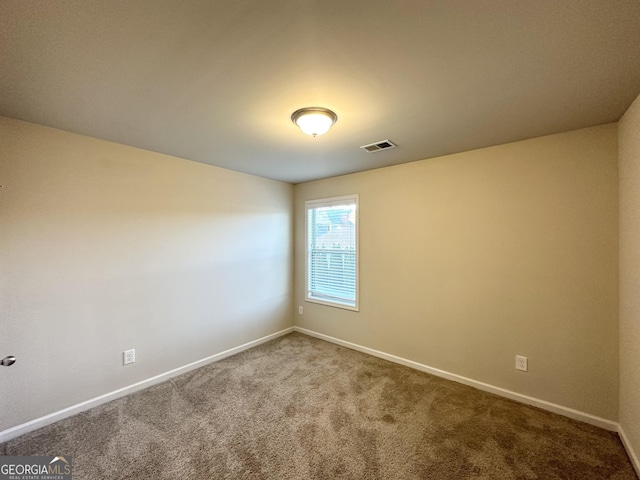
[360,139,397,153]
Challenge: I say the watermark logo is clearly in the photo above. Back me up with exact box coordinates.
[0,456,72,479]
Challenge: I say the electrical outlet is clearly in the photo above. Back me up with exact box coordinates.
[298,306,304,315]
[123,349,135,365]
[515,355,528,372]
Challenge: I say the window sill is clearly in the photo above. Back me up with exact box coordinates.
[306,296,359,312]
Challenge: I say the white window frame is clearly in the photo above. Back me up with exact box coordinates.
[305,194,359,311]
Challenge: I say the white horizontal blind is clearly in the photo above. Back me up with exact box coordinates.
[306,195,358,310]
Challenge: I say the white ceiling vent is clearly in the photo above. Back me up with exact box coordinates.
[360,139,397,153]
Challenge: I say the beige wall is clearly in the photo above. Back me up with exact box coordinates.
[294,124,619,420]
[0,114,624,434]
[0,117,293,432]
[619,93,640,460]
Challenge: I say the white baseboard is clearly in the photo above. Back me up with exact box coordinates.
[618,425,640,477]
[0,327,295,444]
[293,327,618,432]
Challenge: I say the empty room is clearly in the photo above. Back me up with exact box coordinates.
[1,1,639,479]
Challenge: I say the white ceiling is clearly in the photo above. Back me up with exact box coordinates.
[1,1,639,184]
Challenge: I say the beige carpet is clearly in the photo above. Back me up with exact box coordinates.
[1,332,636,479]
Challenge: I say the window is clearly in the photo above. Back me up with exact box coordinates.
[305,195,358,310]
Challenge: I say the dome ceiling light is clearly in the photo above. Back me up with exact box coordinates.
[291,107,337,137]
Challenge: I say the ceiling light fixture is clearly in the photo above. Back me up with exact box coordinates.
[291,107,337,137]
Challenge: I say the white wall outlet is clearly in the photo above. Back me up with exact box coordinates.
[123,349,136,365]
[298,306,304,314]
[515,355,528,372]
